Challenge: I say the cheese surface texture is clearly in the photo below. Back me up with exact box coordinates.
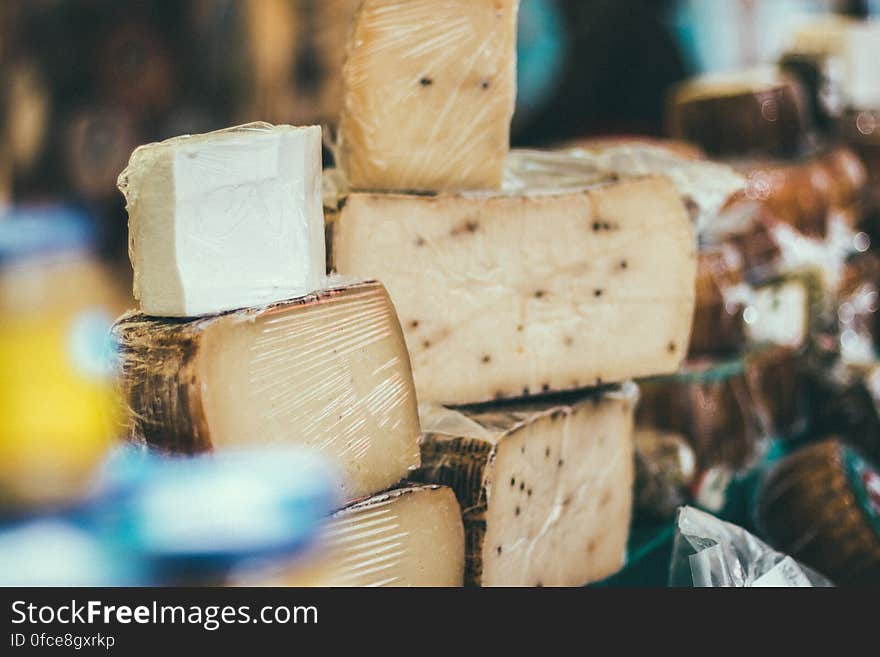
[337,0,518,192]
[119,122,325,317]
[331,171,696,405]
[112,281,420,500]
[236,485,465,587]
[412,386,636,586]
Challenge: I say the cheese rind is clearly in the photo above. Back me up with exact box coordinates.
[112,281,420,501]
[331,175,696,405]
[235,485,465,587]
[412,386,636,587]
[119,122,325,317]
[337,0,518,192]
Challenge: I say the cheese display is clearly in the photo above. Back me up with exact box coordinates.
[112,281,420,501]
[336,0,519,192]
[637,357,762,471]
[757,439,880,586]
[331,161,696,405]
[668,68,807,158]
[118,122,325,317]
[235,485,465,587]
[411,385,636,587]
[745,273,817,351]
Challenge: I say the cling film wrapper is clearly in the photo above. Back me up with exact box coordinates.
[669,506,832,587]
[110,277,422,502]
[335,0,519,192]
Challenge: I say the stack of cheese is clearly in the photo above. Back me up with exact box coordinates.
[324,0,699,586]
[111,122,465,587]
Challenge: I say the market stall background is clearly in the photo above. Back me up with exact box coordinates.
[1,0,879,586]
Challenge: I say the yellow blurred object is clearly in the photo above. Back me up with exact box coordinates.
[0,254,126,507]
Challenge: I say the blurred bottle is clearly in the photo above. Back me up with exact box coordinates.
[0,206,126,509]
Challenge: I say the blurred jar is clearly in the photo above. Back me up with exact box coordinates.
[0,206,126,509]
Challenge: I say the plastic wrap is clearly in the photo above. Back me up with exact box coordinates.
[111,279,421,501]
[331,157,696,405]
[411,384,637,587]
[118,122,325,317]
[637,357,764,471]
[667,67,808,158]
[504,145,745,232]
[336,0,519,192]
[669,506,832,587]
[232,485,465,587]
[757,439,880,586]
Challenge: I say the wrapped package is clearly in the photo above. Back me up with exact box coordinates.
[233,485,464,587]
[314,0,363,125]
[112,280,421,501]
[667,68,808,158]
[118,122,325,317]
[329,149,699,405]
[637,357,763,471]
[730,148,866,238]
[634,428,697,520]
[411,385,636,587]
[669,506,831,587]
[336,0,519,192]
[757,439,880,586]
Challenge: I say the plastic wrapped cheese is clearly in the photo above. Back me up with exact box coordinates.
[412,385,636,587]
[112,280,420,501]
[233,485,465,587]
[330,149,698,405]
[336,0,519,192]
[667,67,808,158]
[119,122,325,317]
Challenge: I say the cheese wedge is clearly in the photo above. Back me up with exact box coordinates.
[235,485,464,587]
[112,281,420,500]
[337,0,518,191]
[330,169,696,405]
[412,385,636,587]
[118,122,325,317]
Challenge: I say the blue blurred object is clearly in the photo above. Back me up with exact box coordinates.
[0,204,96,265]
[516,0,566,123]
[0,446,340,585]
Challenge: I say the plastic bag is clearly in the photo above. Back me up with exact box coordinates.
[669,506,832,587]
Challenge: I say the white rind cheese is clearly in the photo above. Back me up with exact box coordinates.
[331,174,696,405]
[119,122,325,317]
[234,485,465,587]
[413,385,636,586]
[337,0,519,192]
[112,281,420,501]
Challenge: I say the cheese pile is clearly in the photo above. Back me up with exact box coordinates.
[324,0,703,587]
[112,123,464,586]
[113,1,708,588]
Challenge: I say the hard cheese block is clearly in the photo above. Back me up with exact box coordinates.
[412,385,636,587]
[757,439,880,586]
[112,281,420,500]
[331,172,696,405]
[667,68,807,158]
[119,122,325,317]
[235,485,464,587]
[337,0,518,192]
